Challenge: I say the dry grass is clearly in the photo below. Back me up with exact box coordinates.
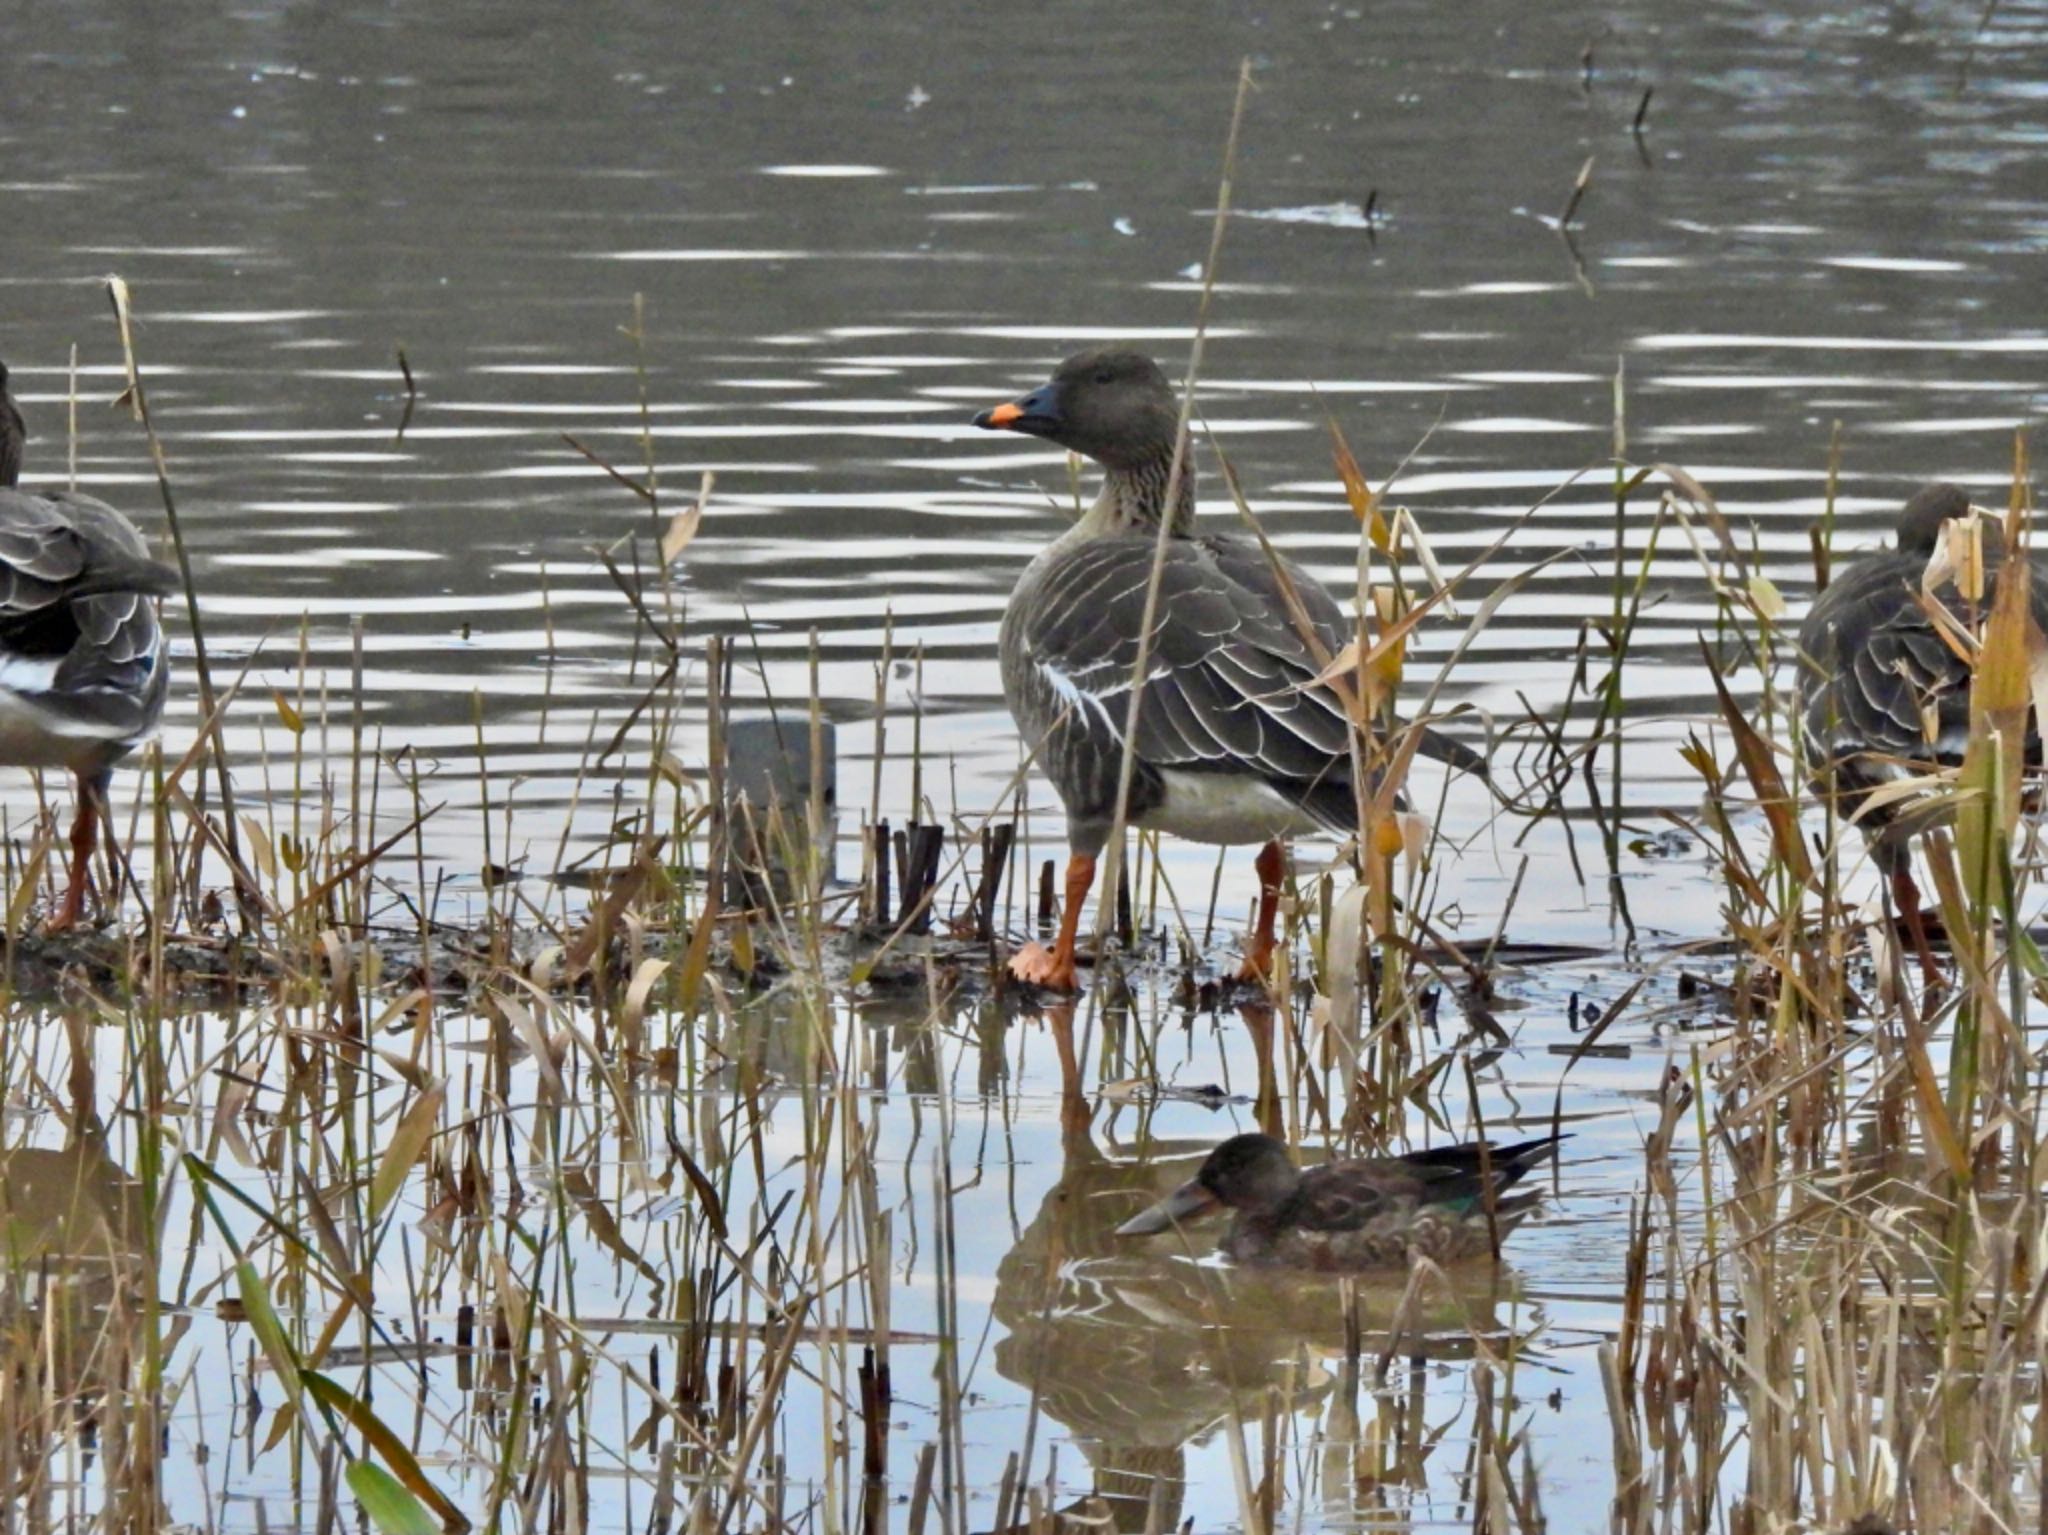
[3,261,2045,1535]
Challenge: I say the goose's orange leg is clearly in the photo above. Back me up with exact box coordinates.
[1890,861,1944,989]
[1234,840,1286,984]
[45,772,103,934]
[1239,1000,1281,1135]
[1010,853,1096,992]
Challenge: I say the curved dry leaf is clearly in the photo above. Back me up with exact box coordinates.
[1320,881,1369,1077]
[622,957,671,1033]
[1745,573,1786,621]
[661,469,715,567]
[369,1080,446,1222]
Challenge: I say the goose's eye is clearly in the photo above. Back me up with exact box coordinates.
[1092,368,1113,385]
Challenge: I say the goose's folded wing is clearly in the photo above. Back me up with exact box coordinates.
[45,592,168,742]
[0,491,170,745]
[1799,558,2048,770]
[1852,607,1970,761]
[0,490,178,617]
[1015,535,1481,821]
[1012,537,1360,799]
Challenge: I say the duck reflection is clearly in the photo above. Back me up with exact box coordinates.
[988,1004,1540,1532]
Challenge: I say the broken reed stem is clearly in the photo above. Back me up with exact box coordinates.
[1559,155,1595,228]
[105,275,260,938]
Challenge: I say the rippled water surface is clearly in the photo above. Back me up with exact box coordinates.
[5,0,2048,1528]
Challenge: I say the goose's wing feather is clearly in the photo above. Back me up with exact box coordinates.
[1007,536,1474,835]
[43,590,169,743]
[0,490,170,752]
[0,490,178,610]
[1798,551,2048,772]
[1799,553,1963,765]
[1009,534,1365,826]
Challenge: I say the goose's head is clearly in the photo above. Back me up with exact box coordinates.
[973,347,1181,471]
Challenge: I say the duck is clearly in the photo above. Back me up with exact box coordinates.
[0,360,175,930]
[1114,1130,1561,1269]
[973,348,1484,991]
[1796,481,2048,956]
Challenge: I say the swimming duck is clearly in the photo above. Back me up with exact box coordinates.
[1797,482,2048,951]
[1114,1130,1561,1269]
[0,361,175,930]
[974,348,1483,991]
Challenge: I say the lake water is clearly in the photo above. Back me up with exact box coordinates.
[3,0,2047,1528]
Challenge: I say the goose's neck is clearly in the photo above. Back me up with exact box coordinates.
[1078,440,1197,538]
[0,392,21,490]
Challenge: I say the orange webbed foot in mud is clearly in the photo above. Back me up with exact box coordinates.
[1009,940,1082,992]
[1232,933,1278,986]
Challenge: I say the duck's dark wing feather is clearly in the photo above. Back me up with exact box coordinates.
[1003,532,1480,837]
[1288,1136,1561,1234]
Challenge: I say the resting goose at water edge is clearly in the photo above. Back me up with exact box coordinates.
[0,360,174,930]
[973,348,1484,991]
[1797,481,2048,961]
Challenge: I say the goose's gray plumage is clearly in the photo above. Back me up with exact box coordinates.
[976,347,1483,990]
[0,360,174,929]
[1797,481,2048,959]
[1002,526,1368,852]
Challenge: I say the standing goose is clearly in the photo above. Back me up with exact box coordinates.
[974,348,1483,991]
[0,361,175,930]
[1797,482,2048,951]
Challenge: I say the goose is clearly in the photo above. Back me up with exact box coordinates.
[0,360,174,929]
[973,347,1483,991]
[1797,481,2048,957]
[1114,1130,1561,1269]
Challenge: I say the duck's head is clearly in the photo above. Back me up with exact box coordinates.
[1895,481,2000,558]
[973,347,1181,470]
[1114,1132,1300,1237]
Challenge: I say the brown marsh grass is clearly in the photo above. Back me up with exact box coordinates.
[4,158,2048,1535]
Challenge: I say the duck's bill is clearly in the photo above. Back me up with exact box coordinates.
[1114,1179,1222,1237]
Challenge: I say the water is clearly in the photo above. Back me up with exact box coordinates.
[3,0,2047,1527]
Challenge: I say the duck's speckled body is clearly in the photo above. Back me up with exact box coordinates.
[1116,1131,1561,1271]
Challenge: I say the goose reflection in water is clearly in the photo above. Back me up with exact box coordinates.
[983,1003,1543,1534]
[0,1123,154,1479]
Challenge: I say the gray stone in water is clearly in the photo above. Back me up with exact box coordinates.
[724,716,837,897]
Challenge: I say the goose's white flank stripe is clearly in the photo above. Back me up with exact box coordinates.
[1035,658,1169,740]
[0,655,61,695]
